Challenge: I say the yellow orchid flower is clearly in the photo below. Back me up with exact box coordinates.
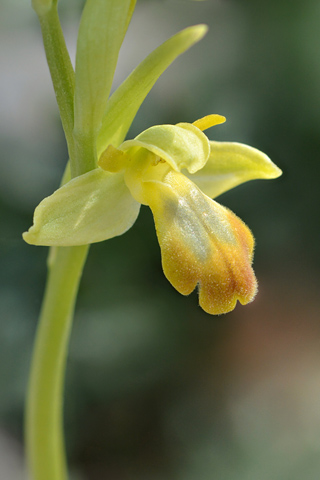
[23,115,281,314]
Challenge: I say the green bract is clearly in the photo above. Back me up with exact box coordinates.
[74,0,136,138]
[73,0,137,174]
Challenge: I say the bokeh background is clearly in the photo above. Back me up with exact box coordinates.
[1,0,320,478]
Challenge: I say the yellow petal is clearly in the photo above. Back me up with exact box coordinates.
[192,114,226,131]
[142,170,257,315]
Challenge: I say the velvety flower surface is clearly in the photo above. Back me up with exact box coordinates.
[23,115,281,314]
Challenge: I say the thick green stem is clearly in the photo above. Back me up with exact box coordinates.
[26,245,89,480]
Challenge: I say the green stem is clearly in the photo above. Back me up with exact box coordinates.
[26,245,89,480]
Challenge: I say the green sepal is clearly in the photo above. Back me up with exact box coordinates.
[23,169,140,246]
[189,141,282,199]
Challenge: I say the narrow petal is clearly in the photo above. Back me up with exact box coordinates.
[97,25,208,153]
[23,169,140,246]
[142,170,257,315]
[121,123,210,173]
[192,114,226,131]
[189,141,282,199]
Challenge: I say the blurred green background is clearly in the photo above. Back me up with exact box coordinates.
[1,0,320,478]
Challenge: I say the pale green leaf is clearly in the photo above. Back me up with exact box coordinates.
[97,24,208,154]
[34,3,76,164]
[74,0,135,136]
[23,169,140,246]
[188,141,282,199]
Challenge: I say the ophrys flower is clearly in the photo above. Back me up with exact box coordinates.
[23,115,281,314]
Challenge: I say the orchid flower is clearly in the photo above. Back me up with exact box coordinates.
[23,114,281,314]
[24,3,282,316]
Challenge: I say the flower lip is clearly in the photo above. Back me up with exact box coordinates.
[142,168,257,315]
